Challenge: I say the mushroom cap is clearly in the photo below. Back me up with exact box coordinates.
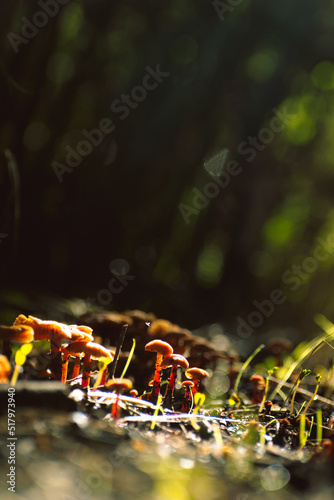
[249,375,265,385]
[185,367,210,381]
[0,325,34,343]
[66,341,114,362]
[13,315,93,342]
[0,355,11,382]
[105,378,133,392]
[181,380,194,388]
[145,340,173,357]
[160,354,189,370]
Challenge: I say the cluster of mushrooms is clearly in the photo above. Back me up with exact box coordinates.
[0,313,214,415]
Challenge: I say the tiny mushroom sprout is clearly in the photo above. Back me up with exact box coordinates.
[145,339,173,404]
[249,375,266,404]
[160,353,189,409]
[13,315,93,380]
[105,378,133,418]
[185,367,210,396]
[66,341,114,388]
[181,380,194,413]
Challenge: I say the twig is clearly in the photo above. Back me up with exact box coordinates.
[109,324,128,379]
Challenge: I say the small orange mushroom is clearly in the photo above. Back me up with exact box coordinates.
[105,378,133,418]
[161,353,189,409]
[181,380,194,413]
[185,367,210,395]
[249,375,265,404]
[66,341,113,388]
[145,340,173,404]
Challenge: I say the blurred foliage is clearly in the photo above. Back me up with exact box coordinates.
[1,1,334,339]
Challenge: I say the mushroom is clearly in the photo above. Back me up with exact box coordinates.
[13,315,93,380]
[0,324,34,344]
[65,341,114,388]
[0,324,34,359]
[185,367,210,396]
[105,378,133,418]
[0,354,11,383]
[249,375,266,404]
[263,400,273,417]
[145,340,173,404]
[160,353,189,409]
[181,380,194,413]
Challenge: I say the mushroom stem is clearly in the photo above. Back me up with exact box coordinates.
[164,365,178,407]
[111,393,120,418]
[72,357,81,379]
[151,352,163,402]
[181,386,193,413]
[101,367,108,386]
[82,354,91,388]
[181,381,194,412]
[61,350,69,384]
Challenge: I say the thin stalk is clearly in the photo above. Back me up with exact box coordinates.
[233,344,265,396]
[299,414,307,449]
[290,369,311,415]
[302,375,321,416]
[120,338,136,379]
[316,409,323,446]
[259,367,278,413]
[110,324,128,379]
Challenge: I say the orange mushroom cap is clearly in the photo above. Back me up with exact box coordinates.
[181,380,195,388]
[145,340,173,357]
[105,378,133,392]
[0,324,34,343]
[13,315,93,342]
[249,375,265,386]
[160,354,189,370]
[185,367,210,381]
[66,341,114,362]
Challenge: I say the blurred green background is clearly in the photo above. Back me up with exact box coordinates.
[1,0,334,338]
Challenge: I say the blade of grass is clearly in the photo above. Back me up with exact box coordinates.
[316,409,322,446]
[233,344,265,396]
[120,338,136,379]
[269,316,334,400]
